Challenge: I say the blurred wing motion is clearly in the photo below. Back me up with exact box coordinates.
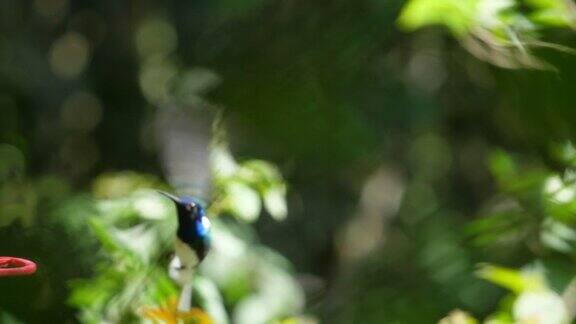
[157,104,215,312]
[155,104,215,200]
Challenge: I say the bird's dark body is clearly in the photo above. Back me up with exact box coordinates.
[160,192,211,267]
[176,207,211,261]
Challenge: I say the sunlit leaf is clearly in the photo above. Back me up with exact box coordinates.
[88,218,124,255]
[132,190,171,220]
[398,0,478,37]
[541,218,576,252]
[194,277,229,324]
[225,182,261,222]
[238,160,283,189]
[476,264,546,293]
[484,310,515,324]
[92,172,162,199]
[114,224,158,263]
[513,291,567,323]
[526,0,573,26]
[263,185,288,221]
[439,309,478,324]
[211,144,239,179]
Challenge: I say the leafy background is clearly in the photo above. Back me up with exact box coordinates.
[2,0,576,323]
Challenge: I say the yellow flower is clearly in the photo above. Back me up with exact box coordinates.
[139,298,212,324]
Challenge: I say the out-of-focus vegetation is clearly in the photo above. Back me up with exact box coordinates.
[2,0,576,323]
[66,146,302,324]
[400,0,576,67]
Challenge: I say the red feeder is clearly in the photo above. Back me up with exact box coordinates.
[0,257,37,277]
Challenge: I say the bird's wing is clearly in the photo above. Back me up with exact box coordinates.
[155,103,215,201]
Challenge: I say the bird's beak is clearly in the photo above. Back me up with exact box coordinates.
[157,190,181,203]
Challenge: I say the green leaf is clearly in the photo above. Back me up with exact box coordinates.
[211,145,238,179]
[113,224,158,263]
[467,210,529,247]
[195,276,230,324]
[263,185,288,221]
[238,160,283,189]
[541,218,576,252]
[484,311,515,324]
[88,218,124,254]
[439,310,478,324]
[476,264,546,293]
[513,291,568,323]
[131,190,171,220]
[531,9,572,26]
[398,0,478,37]
[489,150,517,185]
[226,182,261,222]
[92,172,161,199]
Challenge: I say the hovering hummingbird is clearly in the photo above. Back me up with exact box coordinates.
[159,191,211,270]
[159,191,211,310]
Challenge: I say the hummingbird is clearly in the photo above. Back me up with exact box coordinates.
[159,191,211,310]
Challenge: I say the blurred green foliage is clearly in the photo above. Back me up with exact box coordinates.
[445,143,576,322]
[67,145,304,324]
[400,0,576,67]
[2,0,576,323]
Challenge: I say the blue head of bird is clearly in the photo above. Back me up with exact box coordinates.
[159,191,211,267]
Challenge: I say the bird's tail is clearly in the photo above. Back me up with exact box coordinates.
[178,281,194,312]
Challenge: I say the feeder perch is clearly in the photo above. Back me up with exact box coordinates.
[0,257,37,277]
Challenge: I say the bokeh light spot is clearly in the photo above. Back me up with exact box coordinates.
[60,91,103,133]
[139,59,177,104]
[49,32,91,79]
[135,18,178,58]
[33,0,68,19]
